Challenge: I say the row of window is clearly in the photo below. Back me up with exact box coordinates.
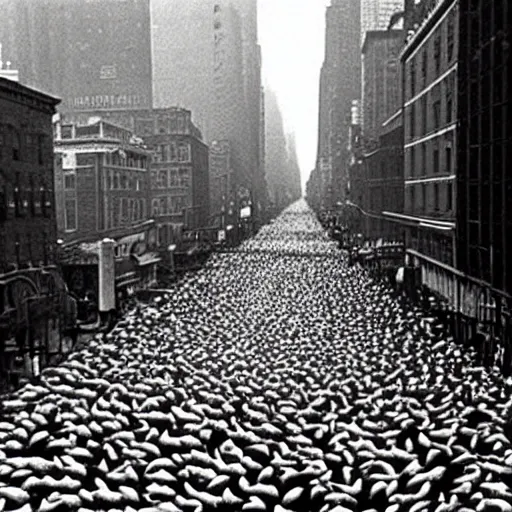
[104,151,148,169]
[152,142,191,164]
[408,135,453,177]
[0,183,52,221]
[407,180,453,213]
[104,169,146,191]
[407,7,456,98]
[0,125,48,164]
[151,195,189,217]
[134,115,189,137]
[150,168,191,190]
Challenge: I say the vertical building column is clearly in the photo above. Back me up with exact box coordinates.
[98,239,116,312]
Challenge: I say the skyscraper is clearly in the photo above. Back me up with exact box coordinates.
[315,0,361,208]
[0,0,153,113]
[151,0,214,140]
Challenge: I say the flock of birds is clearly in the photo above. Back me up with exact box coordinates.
[1,199,512,512]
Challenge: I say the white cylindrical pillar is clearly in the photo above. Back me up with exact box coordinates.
[98,238,116,312]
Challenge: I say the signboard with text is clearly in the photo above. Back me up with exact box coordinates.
[56,0,152,113]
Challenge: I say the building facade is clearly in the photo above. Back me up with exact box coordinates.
[0,77,75,390]
[390,0,459,306]
[361,0,404,42]
[151,0,214,140]
[0,0,152,113]
[456,0,511,342]
[361,30,403,143]
[60,108,210,245]
[53,119,151,242]
[315,0,361,210]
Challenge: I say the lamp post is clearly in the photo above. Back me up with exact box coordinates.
[168,244,177,276]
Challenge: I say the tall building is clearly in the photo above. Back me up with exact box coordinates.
[361,0,404,42]
[151,0,214,140]
[456,0,511,336]
[389,0,459,307]
[1,77,77,389]
[264,90,301,211]
[0,0,153,113]
[151,0,263,221]
[315,0,361,209]
[361,30,403,142]
[285,134,303,201]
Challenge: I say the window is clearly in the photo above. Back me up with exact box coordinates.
[409,59,416,96]
[37,135,45,165]
[433,35,442,74]
[178,143,190,162]
[158,170,167,189]
[159,144,168,162]
[409,185,416,213]
[433,100,441,129]
[169,142,177,161]
[433,183,439,211]
[170,169,179,187]
[446,182,453,211]
[12,128,21,161]
[151,198,160,217]
[410,146,416,177]
[421,96,428,134]
[446,145,452,174]
[433,147,440,173]
[159,197,167,216]
[421,183,426,211]
[410,104,416,138]
[421,144,427,175]
[64,172,76,190]
[179,168,190,188]
[446,97,453,123]
[114,171,120,190]
[421,48,428,84]
[64,198,77,231]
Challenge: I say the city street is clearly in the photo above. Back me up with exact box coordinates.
[1,200,512,512]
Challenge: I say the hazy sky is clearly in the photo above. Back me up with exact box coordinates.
[259,0,330,190]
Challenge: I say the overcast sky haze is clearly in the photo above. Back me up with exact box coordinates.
[259,0,330,191]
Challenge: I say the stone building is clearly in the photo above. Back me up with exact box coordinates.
[316,0,361,209]
[391,0,459,305]
[0,77,76,390]
[0,77,59,269]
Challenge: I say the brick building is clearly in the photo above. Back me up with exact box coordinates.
[0,77,59,269]
[1,77,76,390]
[388,0,459,306]
[53,119,151,242]
[57,108,210,248]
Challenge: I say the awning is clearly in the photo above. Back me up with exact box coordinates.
[132,252,161,267]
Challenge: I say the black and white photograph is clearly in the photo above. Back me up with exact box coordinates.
[0,0,511,511]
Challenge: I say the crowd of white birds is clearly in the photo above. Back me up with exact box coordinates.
[1,199,512,512]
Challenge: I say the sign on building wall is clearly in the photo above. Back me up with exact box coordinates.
[62,152,77,169]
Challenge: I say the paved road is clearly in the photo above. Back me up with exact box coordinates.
[1,200,511,512]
